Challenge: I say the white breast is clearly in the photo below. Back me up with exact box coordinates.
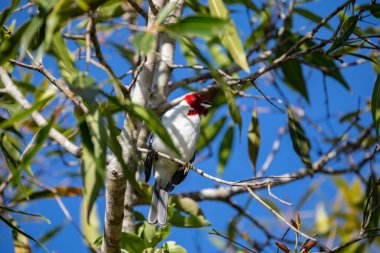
[153,103,201,162]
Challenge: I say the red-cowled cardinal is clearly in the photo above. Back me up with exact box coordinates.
[145,93,211,226]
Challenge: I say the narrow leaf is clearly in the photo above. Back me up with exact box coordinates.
[170,210,211,228]
[120,232,147,253]
[281,60,309,103]
[20,110,57,169]
[156,1,177,24]
[287,107,313,175]
[0,214,48,251]
[163,16,228,38]
[180,37,242,132]
[371,72,380,139]
[248,107,260,175]
[325,15,359,55]
[197,116,226,150]
[294,8,333,30]
[79,109,107,222]
[217,125,234,175]
[209,0,250,72]
[0,205,50,224]
[0,96,54,129]
[81,199,100,247]
[131,32,157,54]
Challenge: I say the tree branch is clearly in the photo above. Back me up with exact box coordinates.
[0,67,81,157]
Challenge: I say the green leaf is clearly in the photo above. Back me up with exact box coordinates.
[209,0,250,72]
[81,199,100,247]
[220,82,242,133]
[170,210,211,228]
[139,221,170,247]
[170,196,202,216]
[156,1,177,24]
[294,8,333,30]
[281,60,309,103]
[248,107,260,175]
[370,4,380,19]
[131,32,157,54]
[120,232,147,253]
[197,116,227,150]
[79,109,107,222]
[0,96,54,129]
[364,172,380,242]
[20,110,57,170]
[0,214,48,251]
[315,202,329,234]
[217,125,233,175]
[371,72,380,139]
[179,37,242,132]
[163,241,187,253]
[287,107,313,175]
[0,205,50,224]
[303,50,350,91]
[325,15,359,55]
[163,16,228,38]
[51,33,78,83]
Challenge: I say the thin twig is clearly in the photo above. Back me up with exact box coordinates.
[268,185,293,206]
[209,229,258,253]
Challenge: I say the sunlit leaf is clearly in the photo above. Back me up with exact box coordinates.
[325,15,359,55]
[170,210,210,228]
[217,125,233,175]
[163,241,187,253]
[315,202,329,234]
[248,107,260,175]
[120,232,147,253]
[156,1,177,24]
[0,96,54,129]
[287,107,313,175]
[209,0,250,72]
[13,224,31,253]
[20,110,57,170]
[197,117,227,150]
[17,187,83,203]
[163,16,228,38]
[371,72,380,139]
[81,199,100,247]
[131,32,157,54]
[79,109,107,222]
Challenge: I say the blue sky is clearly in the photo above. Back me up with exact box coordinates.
[0,0,377,252]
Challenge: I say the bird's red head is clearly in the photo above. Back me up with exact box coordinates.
[184,93,212,116]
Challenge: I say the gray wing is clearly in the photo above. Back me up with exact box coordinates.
[144,135,155,183]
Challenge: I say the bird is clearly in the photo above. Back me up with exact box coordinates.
[145,93,211,227]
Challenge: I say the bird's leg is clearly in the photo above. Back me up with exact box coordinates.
[183,162,193,174]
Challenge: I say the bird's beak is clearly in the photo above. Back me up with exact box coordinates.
[201,101,212,115]
[201,101,212,108]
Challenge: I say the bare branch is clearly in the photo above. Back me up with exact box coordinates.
[0,67,81,157]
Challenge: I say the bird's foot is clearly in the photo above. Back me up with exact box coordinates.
[183,162,193,174]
